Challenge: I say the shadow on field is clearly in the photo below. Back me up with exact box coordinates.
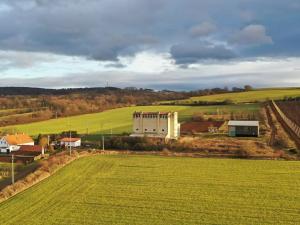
[0,163,39,190]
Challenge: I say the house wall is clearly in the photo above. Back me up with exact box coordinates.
[132,112,179,139]
[169,112,180,139]
[0,138,9,153]
[20,142,34,146]
[228,126,236,137]
[61,140,81,147]
[229,125,259,137]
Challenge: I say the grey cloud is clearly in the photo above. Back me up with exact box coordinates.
[170,42,236,64]
[231,24,273,45]
[0,0,165,61]
[104,62,126,69]
[239,10,255,22]
[189,22,217,37]
[0,0,300,66]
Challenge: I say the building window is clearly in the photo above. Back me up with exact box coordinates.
[136,128,139,131]
[145,129,147,131]
[153,129,156,131]
[162,129,165,132]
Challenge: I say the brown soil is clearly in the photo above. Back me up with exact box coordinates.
[265,106,277,146]
[181,121,224,134]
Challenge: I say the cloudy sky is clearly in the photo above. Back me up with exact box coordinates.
[0,0,300,90]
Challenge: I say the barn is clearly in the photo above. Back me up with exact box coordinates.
[228,121,259,137]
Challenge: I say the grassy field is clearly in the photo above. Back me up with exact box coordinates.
[162,88,300,104]
[0,155,299,225]
[0,104,259,136]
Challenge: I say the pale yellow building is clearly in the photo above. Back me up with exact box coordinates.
[131,111,180,139]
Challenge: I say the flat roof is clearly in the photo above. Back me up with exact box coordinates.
[133,111,174,115]
[228,121,259,127]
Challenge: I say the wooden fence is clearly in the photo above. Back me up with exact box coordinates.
[271,100,300,139]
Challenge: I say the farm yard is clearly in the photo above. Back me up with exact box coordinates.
[0,155,299,225]
[0,104,260,137]
[160,88,300,105]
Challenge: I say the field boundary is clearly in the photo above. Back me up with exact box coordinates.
[271,100,300,148]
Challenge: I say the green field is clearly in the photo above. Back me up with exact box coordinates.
[0,155,299,225]
[163,88,300,104]
[0,104,259,136]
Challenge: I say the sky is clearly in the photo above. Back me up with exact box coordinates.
[0,0,300,90]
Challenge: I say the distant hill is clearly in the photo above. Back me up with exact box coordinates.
[160,88,300,105]
[0,86,140,95]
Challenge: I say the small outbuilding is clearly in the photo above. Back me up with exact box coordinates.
[60,138,81,148]
[228,121,259,137]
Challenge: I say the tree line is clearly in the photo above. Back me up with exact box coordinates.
[0,85,253,126]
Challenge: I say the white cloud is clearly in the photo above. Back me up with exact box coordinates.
[119,51,177,74]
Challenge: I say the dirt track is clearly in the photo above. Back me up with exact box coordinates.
[265,106,277,146]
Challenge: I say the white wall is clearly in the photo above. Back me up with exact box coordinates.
[61,140,81,147]
[132,112,179,139]
[0,138,9,153]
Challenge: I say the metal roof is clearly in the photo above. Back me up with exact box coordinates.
[228,120,259,127]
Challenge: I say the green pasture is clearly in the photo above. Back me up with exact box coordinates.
[163,88,300,104]
[0,155,299,225]
[0,104,259,136]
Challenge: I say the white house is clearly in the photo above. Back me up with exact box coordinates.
[60,138,81,147]
[131,111,180,139]
[0,134,34,154]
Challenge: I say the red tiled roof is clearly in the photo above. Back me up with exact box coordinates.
[12,150,41,157]
[19,145,43,152]
[60,138,81,142]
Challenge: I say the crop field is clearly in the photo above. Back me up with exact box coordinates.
[0,155,299,225]
[162,88,300,104]
[0,104,259,136]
